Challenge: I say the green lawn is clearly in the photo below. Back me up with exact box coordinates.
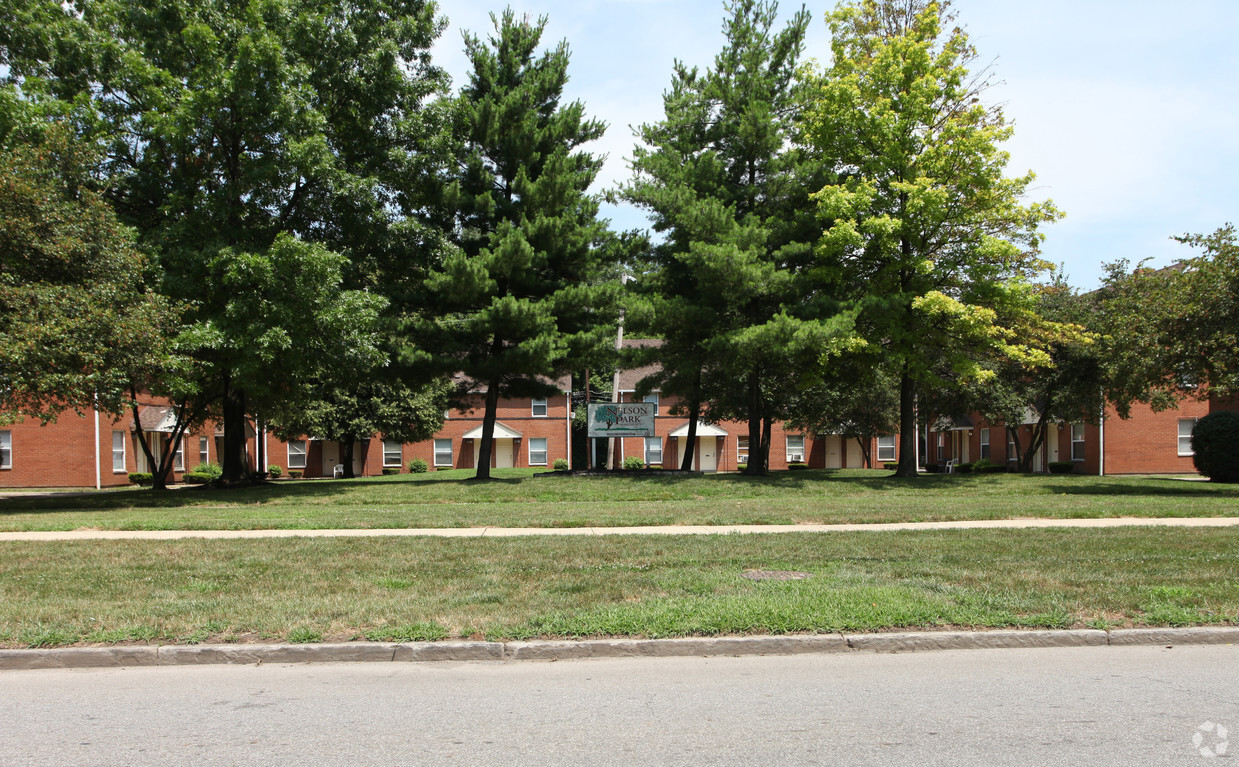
[2,527,1235,648]
[1,469,1235,531]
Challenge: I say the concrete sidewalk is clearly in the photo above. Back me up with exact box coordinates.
[2,516,1238,541]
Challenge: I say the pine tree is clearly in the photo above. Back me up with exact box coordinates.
[416,9,619,479]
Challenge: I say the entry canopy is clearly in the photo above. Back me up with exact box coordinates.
[462,422,522,440]
[668,422,728,438]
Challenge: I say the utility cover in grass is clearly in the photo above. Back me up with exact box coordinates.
[741,571,812,581]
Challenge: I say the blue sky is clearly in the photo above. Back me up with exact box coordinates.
[432,1,1239,289]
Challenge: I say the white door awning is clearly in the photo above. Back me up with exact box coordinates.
[668,422,728,438]
[462,422,522,440]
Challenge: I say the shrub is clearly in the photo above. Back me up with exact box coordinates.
[622,456,646,470]
[553,458,570,471]
[408,458,429,474]
[883,462,898,470]
[788,462,808,471]
[954,462,974,474]
[288,470,302,479]
[1192,411,1239,482]
[971,458,1005,474]
[128,472,153,486]
[183,472,214,484]
[381,467,400,475]
[193,462,223,480]
[1048,461,1075,474]
[924,464,941,473]
[266,464,282,478]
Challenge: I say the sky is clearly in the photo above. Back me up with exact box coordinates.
[431,1,1239,289]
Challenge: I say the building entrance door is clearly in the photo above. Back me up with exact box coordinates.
[698,438,718,472]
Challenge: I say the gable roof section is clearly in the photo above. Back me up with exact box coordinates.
[617,338,665,392]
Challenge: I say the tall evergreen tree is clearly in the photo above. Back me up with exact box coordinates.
[414,9,619,479]
[805,0,1061,477]
[624,0,849,474]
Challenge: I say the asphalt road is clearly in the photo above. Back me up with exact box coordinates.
[1,645,1235,766]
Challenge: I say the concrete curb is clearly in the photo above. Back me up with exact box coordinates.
[2,627,1235,671]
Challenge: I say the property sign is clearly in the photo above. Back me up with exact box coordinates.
[587,403,655,438]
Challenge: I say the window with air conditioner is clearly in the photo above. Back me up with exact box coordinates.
[786,434,805,463]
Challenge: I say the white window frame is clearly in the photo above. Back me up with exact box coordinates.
[528,437,548,466]
[173,436,184,472]
[936,432,945,462]
[112,431,127,473]
[1,430,13,470]
[531,397,548,417]
[198,435,209,466]
[1071,424,1086,462]
[643,393,660,416]
[877,435,896,462]
[1178,418,1197,456]
[979,428,991,460]
[382,439,402,467]
[645,436,662,465]
[786,434,806,463]
[288,439,307,470]
[737,436,749,465]
[1007,430,1017,462]
[433,438,453,467]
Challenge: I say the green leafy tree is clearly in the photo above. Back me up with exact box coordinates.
[3,0,450,483]
[624,0,850,475]
[0,122,175,423]
[804,0,1061,477]
[786,353,899,468]
[415,9,620,480]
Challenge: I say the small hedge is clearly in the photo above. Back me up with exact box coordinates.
[1048,461,1074,474]
[183,472,214,484]
[622,456,646,470]
[971,458,1006,474]
[924,464,941,473]
[883,462,898,470]
[1192,411,1239,482]
[382,467,400,475]
[553,458,570,471]
[192,462,223,480]
[288,470,302,479]
[408,458,429,474]
[128,472,153,486]
[954,462,974,474]
[787,462,808,471]
[267,464,282,478]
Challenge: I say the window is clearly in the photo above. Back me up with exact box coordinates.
[1071,424,1086,462]
[173,437,184,472]
[288,439,307,469]
[383,439,402,467]
[936,432,945,462]
[786,434,806,463]
[1,430,12,469]
[979,428,991,460]
[1178,418,1197,456]
[643,393,660,416]
[737,436,749,465]
[112,431,126,473]
[1007,430,1017,462]
[433,438,453,467]
[531,397,548,417]
[645,437,662,465]
[199,435,209,466]
[877,435,896,462]
[528,438,548,466]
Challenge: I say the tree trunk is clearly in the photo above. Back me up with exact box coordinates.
[856,437,871,469]
[679,370,702,472]
[894,365,918,478]
[742,370,765,475]
[761,415,772,470]
[476,376,501,480]
[221,384,249,483]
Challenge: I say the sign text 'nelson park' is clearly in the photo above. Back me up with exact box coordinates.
[587,403,655,438]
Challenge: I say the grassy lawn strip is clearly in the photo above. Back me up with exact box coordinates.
[1,470,1236,531]
[2,528,1235,648]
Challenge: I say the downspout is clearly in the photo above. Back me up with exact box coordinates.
[565,390,571,469]
[1098,401,1106,477]
[93,393,101,491]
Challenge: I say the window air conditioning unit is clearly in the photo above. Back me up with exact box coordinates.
[789,454,804,463]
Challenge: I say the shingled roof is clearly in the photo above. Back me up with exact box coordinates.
[616,338,665,392]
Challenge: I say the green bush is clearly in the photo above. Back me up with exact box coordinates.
[382,467,400,475]
[266,464,282,478]
[955,462,974,474]
[553,458,570,471]
[883,462,898,470]
[288,470,302,479]
[971,458,1006,474]
[192,462,223,480]
[924,464,941,473]
[787,462,808,470]
[183,472,214,484]
[408,458,429,474]
[1048,461,1075,474]
[1192,411,1239,482]
[622,456,646,470]
[128,472,153,486]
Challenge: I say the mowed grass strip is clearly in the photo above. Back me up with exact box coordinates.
[1,528,1235,648]
[1,470,1236,531]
